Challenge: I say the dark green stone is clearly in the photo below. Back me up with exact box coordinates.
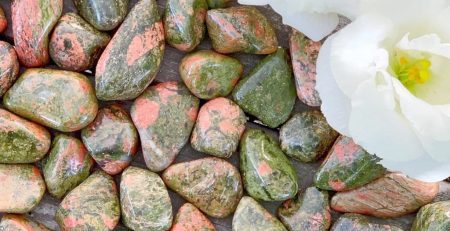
[411,201,450,231]
[73,0,129,31]
[206,0,232,8]
[331,214,404,231]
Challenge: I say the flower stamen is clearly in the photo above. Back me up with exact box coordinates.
[392,53,431,89]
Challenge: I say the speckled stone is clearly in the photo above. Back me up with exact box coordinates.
[73,0,129,31]
[0,41,19,97]
[240,128,298,201]
[206,0,233,8]
[411,201,450,231]
[162,157,243,218]
[330,214,404,231]
[0,6,6,33]
[0,214,50,231]
[171,203,216,231]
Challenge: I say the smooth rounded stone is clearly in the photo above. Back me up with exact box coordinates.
[50,13,111,72]
[0,6,6,33]
[131,81,199,172]
[3,68,98,132]
[12,0,62,67]
[206,6,277,54]
[162,157,243,218]
[330,214,404,231]
[280,111,338,162]
[331,173,440,218]
[95,0,165,101]
[314,136,386,191]
[179,50,243,99]
[43,134,94,199]
[240,128,298,201]
[171,203,216,231]
[232,48,296,128]
[191,97,246,158]
[0,41,19,97]
[56,171,120,230]
[73,0,129,31]
[0,164,46,213]
[121,166,172,231]
[164,0,207,52]
[0,214,50,231]
[232,196,287,231]
[0,109,51,164]
[278,187,331,231]
[82,104,138,175]
[206,0,233,8]
[411,201,450,231]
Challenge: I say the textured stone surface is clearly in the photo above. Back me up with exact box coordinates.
[206,0,233,8]
[0,6,6,33]
[0,41,19,97]
[73,0,128,31]
[331,214,404,231]
[0,214,50,231]
[411,201,450,231]
[171,203,216,231]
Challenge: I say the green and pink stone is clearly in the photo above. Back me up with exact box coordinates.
[411,201,450,231]
[0,5,6,33]
[73,0,129,31]
[330,214,404,231]
[0,41,19,97]
[171,203,216,231]
[0,214,50,231]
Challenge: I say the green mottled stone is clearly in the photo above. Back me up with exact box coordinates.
[232,48,296,128]
[73,0,128,31]
[240,129,298,201]
[0,41,19,96]
[206,0,233,8]
[0,214,50,231]
[411,201,450,231]
[331,214,404,231]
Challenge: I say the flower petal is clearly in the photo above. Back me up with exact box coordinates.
[281,11,339,42]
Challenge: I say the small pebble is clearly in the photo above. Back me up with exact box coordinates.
[171,203,216,231]
[0,41,19,97]
[73,0,129,31]
[0,214,50,231]
[0,6,7,33]
[411,201,450,231]
[330,214,404,231]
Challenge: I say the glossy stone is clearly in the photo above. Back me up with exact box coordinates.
[207,6,277,54]
[206,0,233,8]
[0,214,50,231]
[191,97,246,158]
[330,214,404,231]
[3,68,98,132]
[73,0,129,31]
[12,0,63,67]
[95,0,165,101]
[411,201,450,231]
[162,157,243,218]
[82,104,138,175]
[50,13,111,72]
[0,164,46,213]
[179,50,243,99]
[171,203,216,231]
[0,41,19,97]
[131,82,199,172]
[0,6,6,33]
[232,48,296,128]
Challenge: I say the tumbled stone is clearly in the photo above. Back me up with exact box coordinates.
[50,13,111,72]
[179,50,243,99]
[56,171,120,230]
[411,201,450,231]
[95,0,165,101]
[43,134,94,199]
[278,187,331,231]
[12,0,62,67]
[191,97,246,158]
[232,48,296,128]
[73,0,129,31]
[206,0,233,8]
[171,203,216,231]
[131,81,199,172]
[0,41,19,97]
[0,109,51,164]
[314,136,386,191]
[3,68,98,132]
[162,157,243,218]
[206,6,277,54]
[0,214,50,231]
[331,173,440,218]
[232,196,286,231]
[0,164,46,213]
[331,214,404,231]
[82,104,138,175]
[0,6,6,33]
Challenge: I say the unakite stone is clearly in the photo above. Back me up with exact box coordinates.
[120,166,173,231]
[43,134,94,199]
[0,214,50,231]
[0,164,46,213]
[191,97,246,158]
[56,171,120,230]
[331,214,404,231]
[131,82,199,172]
[50,13,111,72]
[12,0,63,67]
[278,187,331,231]
[314,136,386,191]
[164,0,207,52]
[73,0,128,31]
[206,0,233,8]
[0,109,51,164]
[240,129,298,201]
[206,6,278,54]
[280,111,338,162]
[232,196,286,231]
[232,48,296,128]
[162,157,243,218]
[172,203,216,231]
[3,68,98,132]
[82,104,138,175]
[411,201,450,231]
[95,0,165,101]
[179,50,243,99]
[0,6,6,33]
[0,41,19,96]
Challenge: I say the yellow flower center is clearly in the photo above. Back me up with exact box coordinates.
[392,53,432,89]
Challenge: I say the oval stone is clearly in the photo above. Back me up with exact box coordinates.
[206,6,277,54]
[50,13,111,72]
[95,0,165,101]
[0,164,46,213]
[120,166,173,231]
[56,171,120,230]
[171,203,216,231]
[240,128,298,201]
[206,0,233,8]
[131,81,199,172]
[191,97,246,158]
[12,0,63,67]
[162,157,243,218]
[43,134,94,199]
[0,6,6,33]
[0,41,19,97]
[73,0,129,31]
[3,68,98,132]
[0,214,50,231]
[0,109,51,164]
[411,201,450,231]
[330,214,404,231]
[179,50,243,99]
